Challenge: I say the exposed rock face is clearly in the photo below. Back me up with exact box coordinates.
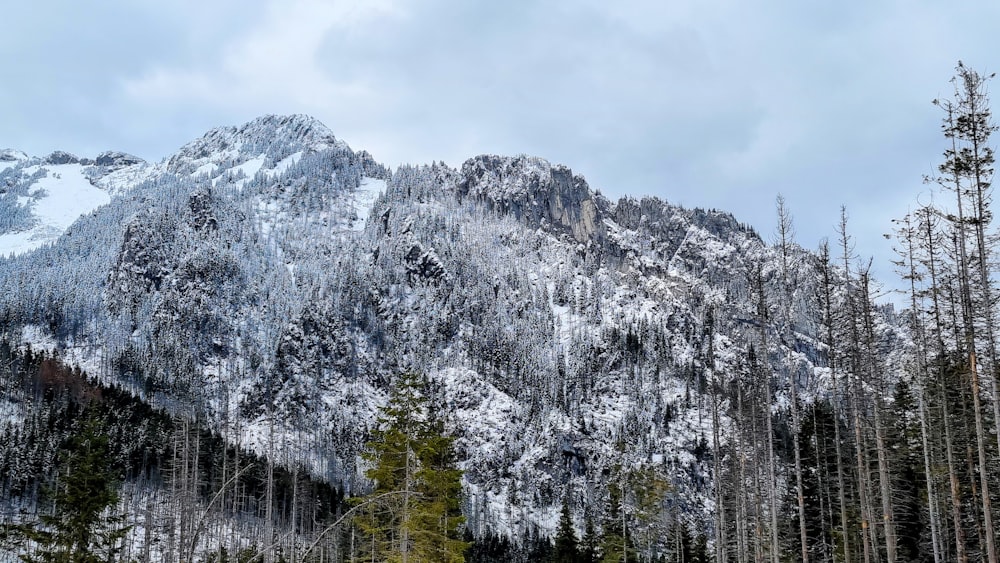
[95,151,145,170]
[0,149,27,162]
[404,242,447,284]
[44,151,80,165]
[457,155,605,244]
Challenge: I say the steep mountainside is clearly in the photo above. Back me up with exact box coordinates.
[0,115,905,549]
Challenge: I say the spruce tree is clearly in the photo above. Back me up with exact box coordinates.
[552,494,579,563]
[357,372,468,562]
[580,513,600,563]
[8,412,130,563]
[412,420,468,562]
[599,479,634,563]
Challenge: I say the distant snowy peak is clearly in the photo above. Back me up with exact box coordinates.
[1,149,28,161]
[94,151,145,170]
[3,148,144,166]
[166,114,347,175]
[0,146,153,257]
[0,149,28,170]
[236,114,342,149]
[44,151,80,165]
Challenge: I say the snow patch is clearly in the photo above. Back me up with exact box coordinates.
[352,177,385,230]
[273,151,303,175]
[0,164,111,257]
[195,162,218,176]
[233,155,266,179]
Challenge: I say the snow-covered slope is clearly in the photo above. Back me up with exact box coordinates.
[0,158,117,257]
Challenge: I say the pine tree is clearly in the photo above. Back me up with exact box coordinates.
[357,372,468,562]
[599,479,635,563]
[580,513,600,563]
[552,494,579,563]
[411,420,468,562]
[7,411,130,563]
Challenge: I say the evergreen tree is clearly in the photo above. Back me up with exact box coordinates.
[464,531,519,563]
[357,372,468,562]
[411,420,468,562]
[5,411,130,563]
[599,479,635,563]
[580,513,600,563]
[552,494,579,563]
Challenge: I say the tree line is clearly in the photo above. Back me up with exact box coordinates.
[704,62,1000,563]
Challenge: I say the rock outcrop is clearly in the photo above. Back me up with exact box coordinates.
[458,154,604,244]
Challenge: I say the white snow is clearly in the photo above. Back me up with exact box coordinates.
[94,161,154,195]
[0,164,111,257]
[233,155,266,179]
[0,150,27,171]
[0,398,23,428]
[195,162,218,176]
[352,177,385,230]
[273,151,303,175]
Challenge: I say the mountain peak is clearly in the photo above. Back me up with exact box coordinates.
[0,149,28,163]
[229,114,339,147]
[94,150,145,170]
[167,114,346,172]
[44,150,81,165]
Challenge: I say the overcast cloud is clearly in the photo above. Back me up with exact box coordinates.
[5,0,1000,297]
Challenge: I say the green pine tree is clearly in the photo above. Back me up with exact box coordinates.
[6,411,130,563]
[580,513,600,563]
[411,421,468,562]
[552,494,579,562]
[599,479,635,563]
[357,372,468,562]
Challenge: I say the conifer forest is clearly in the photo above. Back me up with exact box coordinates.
[2,63,1000,562]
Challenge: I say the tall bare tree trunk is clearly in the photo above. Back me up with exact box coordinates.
[918,389,944,563]
[774,195,809,563]
[941,382,969,563]
[708,308,728,563]
[932,85,1000,562]
[898,211,945,563]
[838,210,875,563]
[957,66,1000,563]
[751,264,781,563]
[858,269,897,563]
[819,241,852,563]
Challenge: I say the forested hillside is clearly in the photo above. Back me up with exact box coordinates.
[0,65,997,562]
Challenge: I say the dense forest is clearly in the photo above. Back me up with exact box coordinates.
[0,64,999,562]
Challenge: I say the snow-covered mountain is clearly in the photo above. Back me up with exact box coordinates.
[0,149,139,257]
[0,114,905,548]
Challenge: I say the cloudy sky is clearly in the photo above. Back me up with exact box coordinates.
[5,0,1000,295]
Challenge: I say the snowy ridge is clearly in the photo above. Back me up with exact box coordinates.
[0,149,28,172]
[165,114,346,176]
